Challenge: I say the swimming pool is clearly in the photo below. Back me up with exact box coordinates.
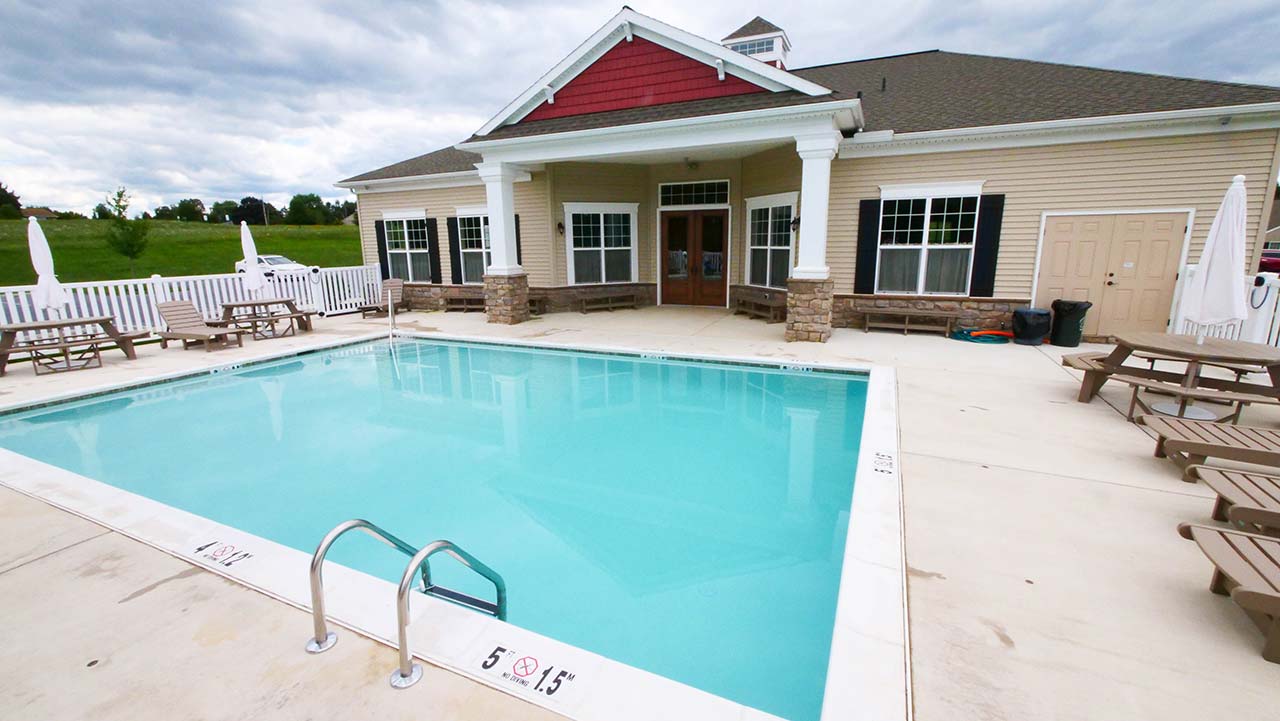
[0,338,877,721]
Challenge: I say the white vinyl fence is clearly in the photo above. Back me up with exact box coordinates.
[1169,265,1280,346]
[0,265,382,335]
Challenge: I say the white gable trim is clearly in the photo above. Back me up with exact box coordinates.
[333,168,532,194]
[474,8,831,136]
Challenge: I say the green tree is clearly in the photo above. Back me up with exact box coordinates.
[103,187,150,275]
[285,193,326,225]
[92,203,113,220]
[174,198,205,222]
[0,181,20,214]
[55,210,87,219]
[153,205,177,220]
[324,199,356,224]
[0,205,19,220]
[230,196,281,225]
[207,200,236,223]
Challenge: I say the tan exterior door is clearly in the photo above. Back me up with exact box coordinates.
[1035,212,1186,337]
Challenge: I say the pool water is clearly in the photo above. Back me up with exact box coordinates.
[0,339,867,721]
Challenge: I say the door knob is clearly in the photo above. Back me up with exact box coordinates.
[1106,281,1116,286]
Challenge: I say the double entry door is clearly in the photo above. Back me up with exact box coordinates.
[1034,212,1186,337]
[662,210,727,306]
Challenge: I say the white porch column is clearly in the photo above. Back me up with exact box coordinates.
[791,132,841,280]
[476,162,523,276]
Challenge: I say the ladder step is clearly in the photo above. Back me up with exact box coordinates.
[425,584,501,617]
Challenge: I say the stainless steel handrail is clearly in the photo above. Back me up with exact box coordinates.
[306,518,428,654]
[391,540,507,689]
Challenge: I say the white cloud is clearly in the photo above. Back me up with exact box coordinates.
[0,0,1276,214]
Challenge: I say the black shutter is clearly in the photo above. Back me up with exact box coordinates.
[374,220,390,280]
[514,214,522,266]
[969,194,1005,297]
[446,217,462,285]
[854,199,881,294]
[426,216,443,285]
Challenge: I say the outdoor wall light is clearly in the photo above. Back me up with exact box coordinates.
[557,221,565,235]
[791,215,801,232]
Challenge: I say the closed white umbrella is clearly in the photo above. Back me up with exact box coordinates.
[1181,174,1249,341]
[239,221,266,296]
[28,217,69,314]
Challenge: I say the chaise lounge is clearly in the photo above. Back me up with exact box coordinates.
[157,301,246,351]
[1177,522,1280,662]
[1188,466,1280,536]
[1136,415,1280,480]
[359,279,410,318]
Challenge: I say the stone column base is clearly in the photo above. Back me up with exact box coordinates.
[484,273,530,325]
[784,278,834,343]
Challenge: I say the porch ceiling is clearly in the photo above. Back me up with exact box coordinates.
[554,139,791,165]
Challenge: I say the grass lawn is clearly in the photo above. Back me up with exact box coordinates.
[0,219,363,285]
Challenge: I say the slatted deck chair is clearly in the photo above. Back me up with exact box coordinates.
[1188,466,1280,536]
[1177,523,1280,662]
[156,301,245,352]
[359,279,409,318]
[1136,415,1280,481]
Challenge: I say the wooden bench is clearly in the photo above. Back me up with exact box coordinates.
[1,316,145,376]
[444,296,486,313]
[862,308,962,336]
[1177,523,1280,662]
[1137,415,1280,481]
[1113,373,1280,423]
[529,297,549,316]
[734,295,786,323]
[580,292,637,313]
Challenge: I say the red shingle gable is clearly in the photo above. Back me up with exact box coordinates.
[521,36,767,123]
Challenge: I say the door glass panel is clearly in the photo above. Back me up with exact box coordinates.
[700,214,724,280]
[667,216,689,279]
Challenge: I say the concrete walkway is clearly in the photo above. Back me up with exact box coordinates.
[2,307,1278,720]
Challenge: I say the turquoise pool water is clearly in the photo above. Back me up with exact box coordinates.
[0,339,867,721]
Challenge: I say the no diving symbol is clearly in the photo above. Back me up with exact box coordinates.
[512,656,538,677]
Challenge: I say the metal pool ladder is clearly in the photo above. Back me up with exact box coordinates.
[305,519,507,689]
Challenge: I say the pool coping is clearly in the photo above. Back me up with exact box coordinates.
[0,330,909,721]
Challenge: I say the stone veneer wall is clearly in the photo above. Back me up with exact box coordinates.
[832,295,1030,330]
[403,282,656,314]
[484,274,530,325]
[785,278,834,343]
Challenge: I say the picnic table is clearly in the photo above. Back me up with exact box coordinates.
[220,299,315,340]
[1075,332,1280,405]
[0,316,144,376]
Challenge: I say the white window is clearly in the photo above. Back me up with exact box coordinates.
[728,38,773,55]
[659,180,729,207]
[383,214,431,282]
[564,203,638,284]
[455,207,491,284]
[876,183,983,295]
[745,193,797,289]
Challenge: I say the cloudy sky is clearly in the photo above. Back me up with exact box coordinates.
[2,0,1277,214]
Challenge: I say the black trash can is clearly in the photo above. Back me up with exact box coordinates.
[1012,308,1052,345]
[1050,300,1093,347]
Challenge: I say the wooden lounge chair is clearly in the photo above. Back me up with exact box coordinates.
[359,279,409,318]
[1136,415,1280,481]
[1188,466,1280,536]
[1114,374,1280,424]
[1176,522,1280,662]
[156,301,245,352]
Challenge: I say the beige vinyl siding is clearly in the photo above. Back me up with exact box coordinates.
[830,128,1280,296]
[548,163,651,285]
[354,172,552,285]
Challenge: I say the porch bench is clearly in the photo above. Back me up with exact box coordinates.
[862,308,962,336]
[529,296,549,316]
[580,292,637,313]
[734,295,786,323]
[444,296,486,313]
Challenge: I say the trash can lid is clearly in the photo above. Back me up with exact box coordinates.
[1051,299,1093,311]
[1015,307,1052,317]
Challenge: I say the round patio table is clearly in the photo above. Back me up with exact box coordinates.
[1078,331,1280,407]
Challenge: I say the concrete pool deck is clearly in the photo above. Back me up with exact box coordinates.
[2,307,1279,720]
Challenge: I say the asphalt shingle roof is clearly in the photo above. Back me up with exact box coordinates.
[342,50,1280,183]
[723,17,783,41]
